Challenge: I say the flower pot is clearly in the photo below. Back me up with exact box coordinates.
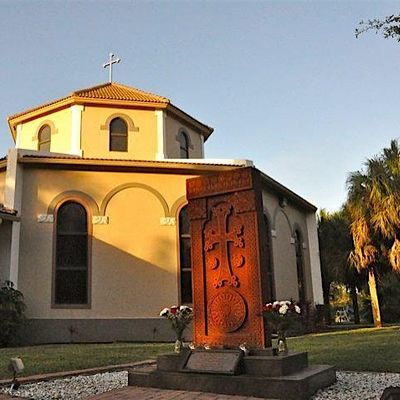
[174,339,183,353]
[277,330,288,355]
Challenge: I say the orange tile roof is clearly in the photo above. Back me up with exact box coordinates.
[7,82,213,141]
[8,82,170,120]
[73,82,170,103]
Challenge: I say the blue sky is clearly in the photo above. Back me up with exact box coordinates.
[1,1,400,211]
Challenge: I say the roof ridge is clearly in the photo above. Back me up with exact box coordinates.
[111,82,170,102]
[70,81,170,101]
[71,82,112,96]
[70,81,170,102]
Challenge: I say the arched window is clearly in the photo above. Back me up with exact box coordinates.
[294,229,306,304]
[54,201,89,305]
[109,117,128,152]
[264,215,275,302]
[38,124,51,151]
[178,131,189,158]
[179,205,192,303]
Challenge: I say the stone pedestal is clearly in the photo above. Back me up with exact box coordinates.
[128,348,336,400]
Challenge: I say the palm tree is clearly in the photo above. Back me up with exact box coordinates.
[346,139,400,327]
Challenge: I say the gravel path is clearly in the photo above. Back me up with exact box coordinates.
[1,370,400,399]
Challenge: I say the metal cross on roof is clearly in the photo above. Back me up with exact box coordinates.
[103,53,121,83]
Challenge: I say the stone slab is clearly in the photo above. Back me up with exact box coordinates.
[157,350,308,377]
[157,352,188,372]
[182,350,243,375]
[128,363,336,400]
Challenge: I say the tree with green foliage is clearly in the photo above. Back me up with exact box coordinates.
[356,14,400,41]
[318,208,363,324]
[0,281,26,346]
[346,139,400,327]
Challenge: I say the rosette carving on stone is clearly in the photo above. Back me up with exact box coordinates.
[209,289,247,333]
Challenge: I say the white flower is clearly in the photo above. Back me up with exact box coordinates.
[273,301,280,307]
[239,343,249,356]
[295,305,301,314]
[160,308,169,317]
[179,305,191,311]
[279,304,289,315]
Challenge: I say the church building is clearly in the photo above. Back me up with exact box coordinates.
[0,81,323,344]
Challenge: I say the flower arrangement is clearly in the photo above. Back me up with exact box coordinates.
[160,305,193,347]
[262,300,301,327]
[262,300,301,354]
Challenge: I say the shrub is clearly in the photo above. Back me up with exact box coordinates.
[0,281,26,346]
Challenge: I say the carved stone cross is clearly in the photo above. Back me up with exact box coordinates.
[187,167,269,348]
[204,202,245,288]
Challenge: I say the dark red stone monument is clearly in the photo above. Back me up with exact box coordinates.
[128,167,336,400]
[187,167,268,348]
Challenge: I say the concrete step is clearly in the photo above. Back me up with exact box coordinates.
[243,352,308,377]
[157,350,309,377]
[128,363,336,400]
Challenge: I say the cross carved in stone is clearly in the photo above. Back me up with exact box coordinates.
[204,202,245,288]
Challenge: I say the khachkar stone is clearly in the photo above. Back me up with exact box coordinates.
[129,166,336,400]
[187,167,270,348]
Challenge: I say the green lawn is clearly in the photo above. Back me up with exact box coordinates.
[289,325,400,372]
[1,326,400,380]
[0,342,171,380]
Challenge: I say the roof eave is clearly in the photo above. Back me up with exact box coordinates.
[72,97,169,110]
[0,157,8,170]
[18,155,242,174]
[260,171,317,212]
[166,104,214,140]
[7,96,170,140]
[7,97,75,140]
